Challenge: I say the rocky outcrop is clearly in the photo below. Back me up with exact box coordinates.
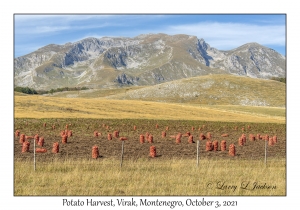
[114,73,139,85]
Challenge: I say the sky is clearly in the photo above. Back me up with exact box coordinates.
[14,14,286,58]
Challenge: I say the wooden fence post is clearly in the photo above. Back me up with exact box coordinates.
[265,139,267,165]
[34,138,36,171]
[197,140,199,167]
[120,141,124,168]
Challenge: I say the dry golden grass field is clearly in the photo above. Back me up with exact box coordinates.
[14,94,285,123]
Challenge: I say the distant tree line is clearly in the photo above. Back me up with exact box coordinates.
[270,77,286,83]
[14,86,38,94]
[14,86,89,95]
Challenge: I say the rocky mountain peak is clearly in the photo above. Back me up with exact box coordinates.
[14,33,286,90]
[198,38,211,51]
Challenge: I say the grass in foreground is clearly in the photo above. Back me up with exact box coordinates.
[14,158,285,196]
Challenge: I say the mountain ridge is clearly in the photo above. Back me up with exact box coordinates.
[14,33,286,90]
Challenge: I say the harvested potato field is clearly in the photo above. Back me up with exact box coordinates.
[14,118,286,162]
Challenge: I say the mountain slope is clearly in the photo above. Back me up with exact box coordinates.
[14,33,286,90]
[106,74,286,107]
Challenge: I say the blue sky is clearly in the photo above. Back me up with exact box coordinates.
[14,14,286,57]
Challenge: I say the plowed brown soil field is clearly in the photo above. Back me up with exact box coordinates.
[14,118,286,162]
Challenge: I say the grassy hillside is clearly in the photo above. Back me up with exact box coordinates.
[14,74,285,122]
[14,94,285,123]
[106,74,286,107]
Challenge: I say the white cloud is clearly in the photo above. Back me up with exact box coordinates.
[18,23,114,35]
[14,14,167,35]
[14,15,117,35]
[163,22,285,49]
[14,14,113,22]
